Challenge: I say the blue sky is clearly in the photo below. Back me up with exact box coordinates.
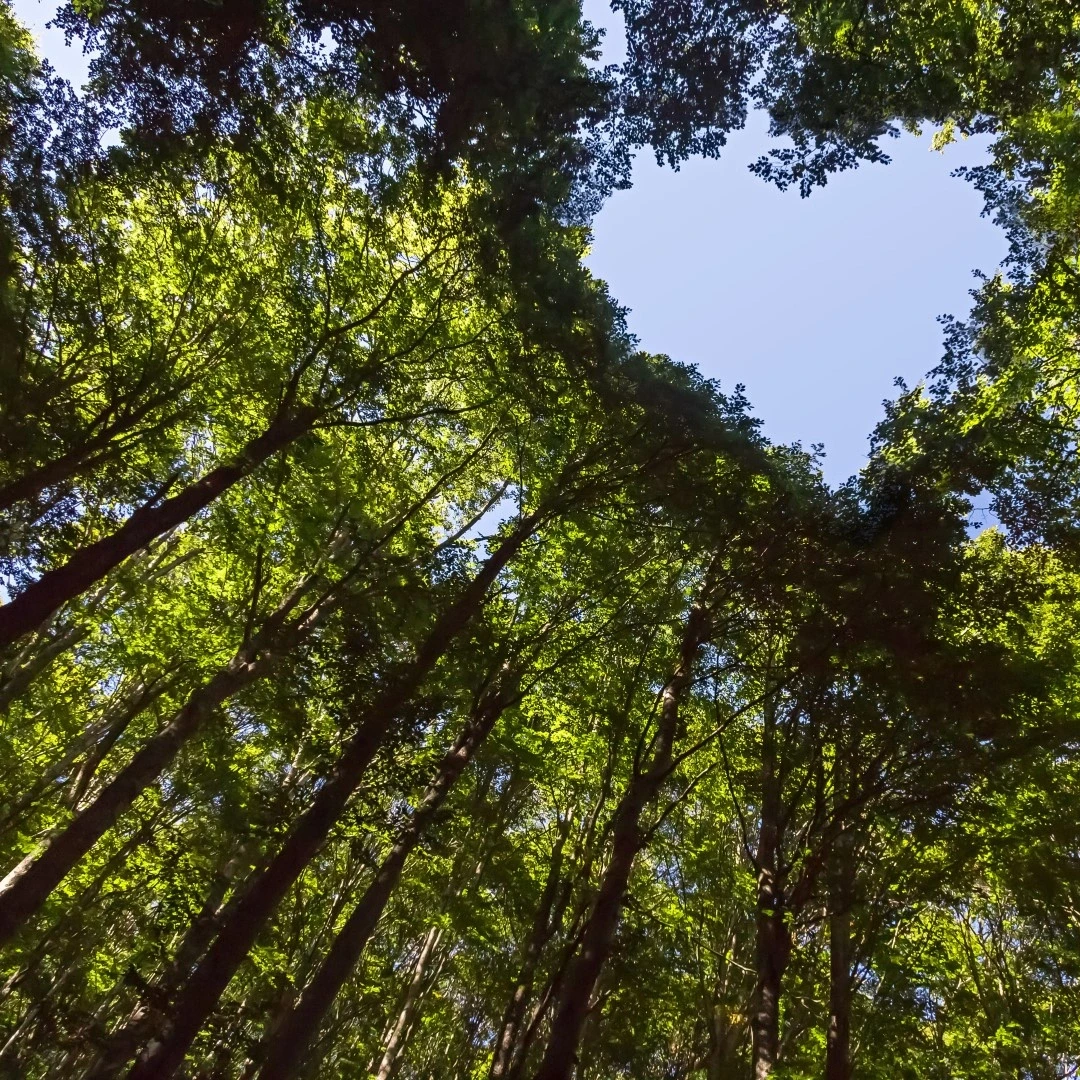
[582,0,1008,482]
[14,0,1009,483]
[13,1,84,76]
[587,124,1007,482]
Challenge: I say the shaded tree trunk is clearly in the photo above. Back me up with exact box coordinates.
[255,682,513,1080]
[751,889,790,1080]
[502,748,620,1078]
[0,435,121,516]
[0,402,319,650]
[504,906,590,1080]
[531,600,709,1080]
[125,511,544,1080]
[0,386,184,516]
[0,813,163,1011]
[0,622,88,710]
[825,908,853,1080]
[84,848,253,1080]
[489,825,569,1080]
[0,575,338,947]
[376,924,444,1080]
[750,714,790,1080]
[825,823,856,1080]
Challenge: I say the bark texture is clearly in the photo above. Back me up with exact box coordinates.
[825,826,856,1080]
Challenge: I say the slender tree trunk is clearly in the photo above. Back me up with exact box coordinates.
[0,404,161,515]
[0,994,43,1063]
[825,908,852,1080]
[63,706,142,812]
[0,622,87,710]
[531,601,709,1080]
[63,674,179,813]
[84,849,252,1080]
[126,512,543,1080]
[0,403,318,650]
[489,827,568,1080]
[506,907,589,1080]
[0,963,78,1065]
[0,815,161,1008]
[0,442,108,515]
[375,925,444,1080]
[255,684,512,1080]
[700,931,743,1080]
[750,717,789,1080]
[0,678,167,838]
[825,823,855,1080]
[502,760,617,1079]
[0,578,337,947]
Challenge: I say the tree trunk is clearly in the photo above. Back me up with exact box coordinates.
[0,403,318,650]
[505,908,587,1080]
[704,1003,743,1080]
[699,929,744,1080]
[0,622,88,710]
[376,925,444,1080]
[0,677,168,838]
[489,827,568,1080]
[0,578,337,947]
[825,908,852,1080]
[84,848,252,1080]
[502,770,617,1079]
[0,441,109,515]
[825,826,855,1080]
[531,601,709,1080]
[63,674,179,813]
[255,683,512,1080]
[751,892,790,1080]
[0,410,157,515]
[126,511,543,1080]
[750,714,789,1080]
[0,815,161,1010]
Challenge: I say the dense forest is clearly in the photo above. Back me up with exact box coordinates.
[1,1,1079,1077]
